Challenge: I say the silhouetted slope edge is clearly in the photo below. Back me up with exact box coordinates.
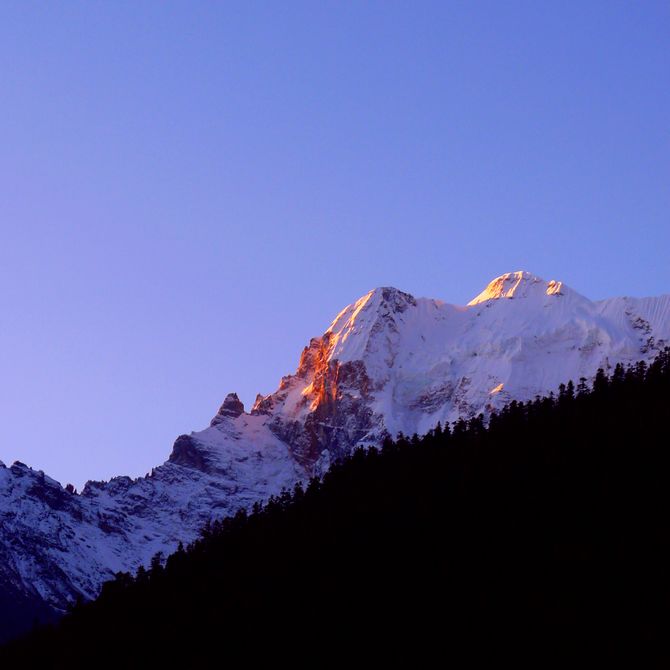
[0,583,58,646]
[4,350,670,664]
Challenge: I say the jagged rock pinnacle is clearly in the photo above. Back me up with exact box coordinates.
[211,393,245,425]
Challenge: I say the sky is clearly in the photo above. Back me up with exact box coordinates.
[0,1,668,488]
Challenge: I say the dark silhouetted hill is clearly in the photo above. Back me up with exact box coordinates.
[4,350,670,666]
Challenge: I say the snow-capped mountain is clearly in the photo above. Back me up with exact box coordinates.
[1,271,669,637]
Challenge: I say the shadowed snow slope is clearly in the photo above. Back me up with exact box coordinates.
[1,271,668,636]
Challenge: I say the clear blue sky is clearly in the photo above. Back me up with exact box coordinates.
[0,1,668,488]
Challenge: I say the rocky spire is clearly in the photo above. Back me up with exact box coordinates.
[210,393,245,426]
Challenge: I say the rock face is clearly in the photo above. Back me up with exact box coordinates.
[1,271,669,635]
[211,393,245,424]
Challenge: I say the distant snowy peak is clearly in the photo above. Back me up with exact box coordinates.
[467,271,565,306]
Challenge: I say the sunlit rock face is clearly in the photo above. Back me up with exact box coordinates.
[1,272,669,630]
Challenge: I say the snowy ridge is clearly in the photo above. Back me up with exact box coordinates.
[467,271,565,305]
[0,271,668,629]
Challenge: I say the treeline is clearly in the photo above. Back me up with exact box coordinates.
[4,350,670,665]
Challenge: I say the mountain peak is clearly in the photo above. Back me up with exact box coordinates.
[367,286,417,311]
[3,273,670,636]
[350,286,417,313]
[210,392,245,426]
[326,287,416,335]
[468,271,564,306]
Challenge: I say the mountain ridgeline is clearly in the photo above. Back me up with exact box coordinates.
[5,350,670,663]
[1,271,669,633]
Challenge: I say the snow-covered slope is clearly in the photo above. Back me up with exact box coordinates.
[1,271,668,634]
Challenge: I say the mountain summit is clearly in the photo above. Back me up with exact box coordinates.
[468,271,565,305]
[0,272,669,638]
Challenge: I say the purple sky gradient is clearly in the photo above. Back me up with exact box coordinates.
[0,1,668,488]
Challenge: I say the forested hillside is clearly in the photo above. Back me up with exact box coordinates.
[5,350,670,665]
